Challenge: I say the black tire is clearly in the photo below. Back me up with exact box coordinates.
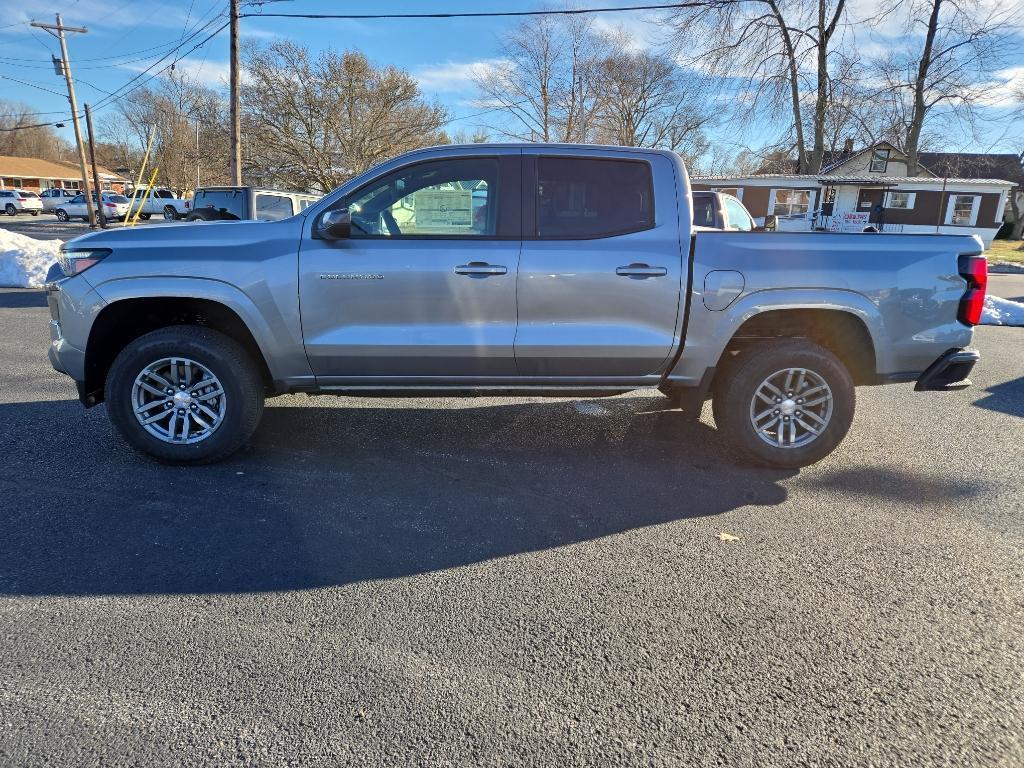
[139,213,151,220]
[163,206,179,221]
[4,204,15,216]
[105,326,265,464]
[712,339,855,469]
[30,210,39,216]
[55,209,69,222]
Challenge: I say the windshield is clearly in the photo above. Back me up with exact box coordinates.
[21,191,39,198]
[193,189,245,220]
[692,193,716,227]
[106,195,130,203]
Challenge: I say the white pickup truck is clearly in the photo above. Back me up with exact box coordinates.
[124,188,192,221]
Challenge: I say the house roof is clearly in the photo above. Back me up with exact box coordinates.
[0,155,127,182]
[691,174,1015,186]
[815,142,1024,186]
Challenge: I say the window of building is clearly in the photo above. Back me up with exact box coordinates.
[947,194,979,226]
[869,148,890,173]
[885,191,916,209]
[823,187,837,204]
[535,157,653,238]
[770,189,813,217]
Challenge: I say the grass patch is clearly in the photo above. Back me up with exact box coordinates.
[986,239,1024,264]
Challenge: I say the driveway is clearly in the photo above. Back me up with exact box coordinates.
[0,288,1021,766]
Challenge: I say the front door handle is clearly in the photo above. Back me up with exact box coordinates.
[454,262,507,276]
[616,263,668,278]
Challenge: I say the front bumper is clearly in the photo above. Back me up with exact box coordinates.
[915,348,980,391]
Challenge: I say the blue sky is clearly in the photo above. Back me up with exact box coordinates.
[2,0,1022,160]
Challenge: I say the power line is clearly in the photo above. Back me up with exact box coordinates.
[240,2,728,20]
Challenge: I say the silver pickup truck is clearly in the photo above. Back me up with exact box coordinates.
[44,144,986,468]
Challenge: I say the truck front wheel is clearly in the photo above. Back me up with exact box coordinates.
[712,339,854,469]
[105,326,264,464]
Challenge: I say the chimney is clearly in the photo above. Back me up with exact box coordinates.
[843,138,854,154]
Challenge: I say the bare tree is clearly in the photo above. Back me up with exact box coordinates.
[592,41,712,154]
[473,14,605,142]
[871,0,1016,175]
[243,41,448,192]
[0,101,73,161]
[102,72,230,195]
[671,0,850,173]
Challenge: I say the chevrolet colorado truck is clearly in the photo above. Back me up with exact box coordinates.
[44,144,986,468]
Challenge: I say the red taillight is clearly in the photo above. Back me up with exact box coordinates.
[17,197,26,201]
[185,201,190,209]
[957,254,987,326]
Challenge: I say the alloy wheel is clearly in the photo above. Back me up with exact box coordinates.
[131,357,227,444]
[749,367,833,449]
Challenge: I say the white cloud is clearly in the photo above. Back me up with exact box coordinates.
[414,59,508,93]
[976,65,1024,107]
[589,13,669,52]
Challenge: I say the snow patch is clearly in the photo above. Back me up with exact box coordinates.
[0,228,62,288]
[981,295,1024,326]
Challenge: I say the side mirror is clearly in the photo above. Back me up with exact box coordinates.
[318,208,351,240]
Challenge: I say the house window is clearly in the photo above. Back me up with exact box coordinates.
[885,191,916,209]
[823,187,837,203]
[948,194,978,226]
[869,149,890,173]
[66,180,81,190]
[771,189,812,217]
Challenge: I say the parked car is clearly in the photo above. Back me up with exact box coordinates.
[1,189,43,216]
[54,192,131,222]
[692,190,757,231]
[186,186,320,222]
[124,188,192,221]
[40,187,79,211]
[45,144,986,467]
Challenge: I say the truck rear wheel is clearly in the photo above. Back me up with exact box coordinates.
[712,339,854,469]
[105,326,264,464]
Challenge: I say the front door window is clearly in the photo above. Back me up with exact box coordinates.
[346,158,498,237]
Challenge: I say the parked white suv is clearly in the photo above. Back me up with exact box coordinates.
[1,189,43,216]
[40,188,79,211]
[54,192,131,222]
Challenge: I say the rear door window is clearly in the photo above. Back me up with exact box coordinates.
[534,157,654,238]
[254,193,295,221]
[692,194,716,227]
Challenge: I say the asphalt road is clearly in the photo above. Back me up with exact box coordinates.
[1,212,175,241]
[0,284,1021,767]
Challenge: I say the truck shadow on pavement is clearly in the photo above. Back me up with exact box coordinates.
[972,375,1024,418]
[0,395,977,596]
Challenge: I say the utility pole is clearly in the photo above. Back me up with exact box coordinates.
[32,15,96,228]
[229,0,242,185]
[84,104,107,229]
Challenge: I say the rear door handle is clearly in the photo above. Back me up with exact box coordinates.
[454,262,507,276]
[616,264,668,278]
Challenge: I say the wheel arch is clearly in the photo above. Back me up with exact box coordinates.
[82,290,277,406]
[668,289,887,389]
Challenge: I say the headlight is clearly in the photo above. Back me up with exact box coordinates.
[58,248,111,277]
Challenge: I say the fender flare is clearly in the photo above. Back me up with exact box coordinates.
[88,276,298,383]
[669,287,890,382]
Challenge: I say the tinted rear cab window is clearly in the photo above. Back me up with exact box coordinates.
[194,189,245,220]
[535,157,654,238]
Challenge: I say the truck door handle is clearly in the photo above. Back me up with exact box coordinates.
[616,264,667,278]
[454,262,507,276]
